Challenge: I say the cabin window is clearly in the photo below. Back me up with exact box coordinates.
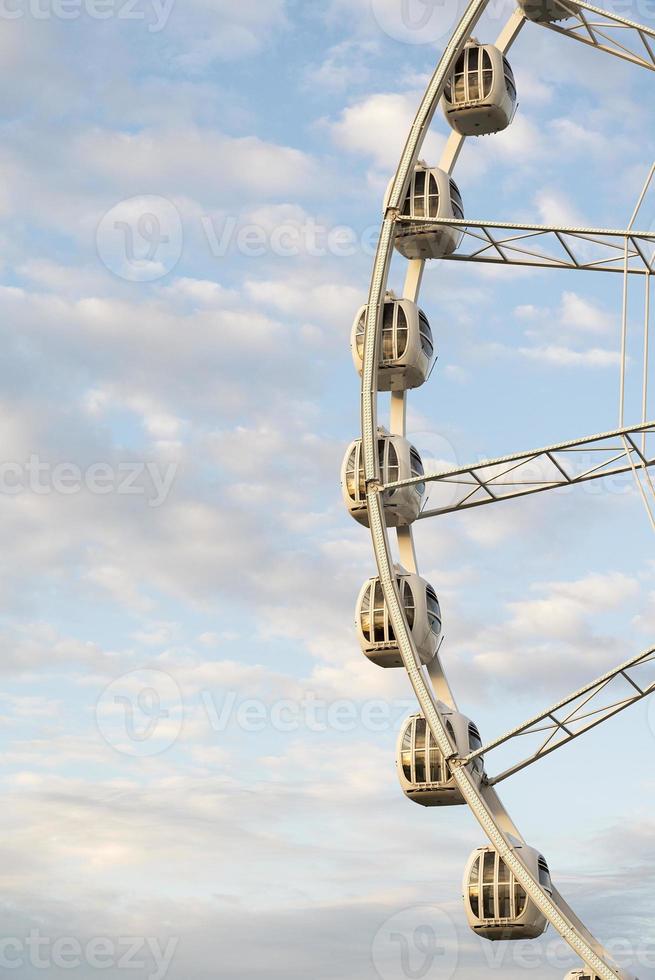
[428,173,440,218]
[345,445,364,501]
[515,882,527,917]
[396,304,409,359]
[538,857,552,891]
[346,438,401,504]
[468,723,483,753]
[418,311,434,359]
[471,852,532,921]
[453,51,466,102]
[414,717,426,783]
[386,441,399,485]
[413,169,426,218]
[450,180,464,220]
[372,580,388,643]
[360,585,371,641]
[482,49,493,98]
[381,302,395,361]
[405,716,447,787]
[498,857,511,918]
[428,734,443,783]
[469,856,480,917]
[426,586,441,635]
[357,302,411,364]
[450,47,495,104]
[355,311,366,358]
[482,852,496,918]
[468,47,480,99]
[410,447,425,497]
[503,56,517,102]
[402,579,416,630]
[401,725,412,780]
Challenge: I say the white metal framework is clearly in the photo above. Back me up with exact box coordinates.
[346,2,655,977]
[391,421,655,518]
[398,216,655,275]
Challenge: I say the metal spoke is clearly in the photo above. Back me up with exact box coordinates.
[538,0,655,71]
[395,215,655,275]
[456,646,655,785]
[383,422,655,518]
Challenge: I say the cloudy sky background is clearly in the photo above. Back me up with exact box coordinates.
[1,0,655,977]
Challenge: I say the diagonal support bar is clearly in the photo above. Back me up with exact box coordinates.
[396,216,655,275]
[384,421,655,518]
[536,0,655,73]
[456,646,655,785]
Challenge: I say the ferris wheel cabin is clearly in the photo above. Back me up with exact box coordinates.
[341,431,425,527]
[393,164,465,260]
[443,41,517,136]
[356,567,441,668]
[464,845,552,941]
[351,296,435,392]
[398,709,484,806]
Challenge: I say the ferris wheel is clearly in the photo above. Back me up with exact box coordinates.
[340,2,655,978]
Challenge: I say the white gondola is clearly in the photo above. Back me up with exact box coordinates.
[397,708,484,806]
[443,41,517,136]
[464,844,552,940]
[351,295,435,392]
[393,164,465,261]
[341,430,425,527]
[356,566,441,668]
[517,0,580,21]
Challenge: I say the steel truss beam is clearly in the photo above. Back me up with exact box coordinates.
[395,216,655,275]
[383,421,655,518]
[539,0,655,72]
[459,646,655,785]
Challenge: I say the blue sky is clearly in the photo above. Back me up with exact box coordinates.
[1,0,655,978]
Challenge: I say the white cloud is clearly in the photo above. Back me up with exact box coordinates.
[535,188,587,227]
[328,91,444,171]
[518,345,620,368]
[306,40,379,91]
